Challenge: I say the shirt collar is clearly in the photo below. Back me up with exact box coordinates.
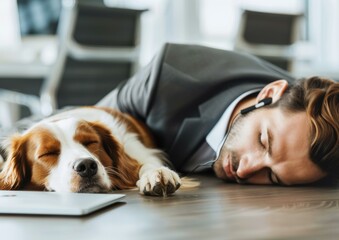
[206,89,260,153]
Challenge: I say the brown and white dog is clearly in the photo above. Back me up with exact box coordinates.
[0,107,181,196]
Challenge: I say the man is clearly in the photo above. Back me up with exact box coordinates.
[96,43,338,186]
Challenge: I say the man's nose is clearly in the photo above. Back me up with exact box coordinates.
[236,154,265,179]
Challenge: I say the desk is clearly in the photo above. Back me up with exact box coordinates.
[0,36,56,127]
[0,174,339,240]
[0,62,49,79]
[0,35,56,78]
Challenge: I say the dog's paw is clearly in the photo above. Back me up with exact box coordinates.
[137,167,181,197]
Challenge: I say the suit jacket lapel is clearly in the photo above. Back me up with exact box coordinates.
[168,89,231,169]
[168,83,266,169]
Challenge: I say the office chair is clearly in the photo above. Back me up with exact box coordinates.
[0,0,146,129]
[40,0,147,115]
[234,9,304,72]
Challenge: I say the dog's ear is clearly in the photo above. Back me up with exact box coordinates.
[0,134,30,190]
[91,122,141,189]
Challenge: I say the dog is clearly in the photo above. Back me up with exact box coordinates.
[0,107,181,196]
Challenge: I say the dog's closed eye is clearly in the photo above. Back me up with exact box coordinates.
[82,141,99,147]
[38,151,60,159]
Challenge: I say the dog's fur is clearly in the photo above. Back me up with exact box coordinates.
[0,107,181,196]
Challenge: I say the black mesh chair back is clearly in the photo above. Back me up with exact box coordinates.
[41,0,147,114]
[235,9,304,72]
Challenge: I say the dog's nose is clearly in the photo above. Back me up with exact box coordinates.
[73,158,98,178]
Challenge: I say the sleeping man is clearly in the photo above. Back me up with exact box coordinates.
[98,43,339,186]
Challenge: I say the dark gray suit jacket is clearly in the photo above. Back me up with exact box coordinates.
[98,43,295,171]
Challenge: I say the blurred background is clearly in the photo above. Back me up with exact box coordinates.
[0,0,338,129]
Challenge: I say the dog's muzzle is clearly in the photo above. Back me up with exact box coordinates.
[72,158,98,178]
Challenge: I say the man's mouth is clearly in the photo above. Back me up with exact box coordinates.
[222,155,236,181]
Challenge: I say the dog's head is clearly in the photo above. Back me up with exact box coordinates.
[0,118,141,192]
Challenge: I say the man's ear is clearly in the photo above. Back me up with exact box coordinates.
[256,80,289,103]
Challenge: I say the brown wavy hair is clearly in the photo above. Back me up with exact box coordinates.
[273,76,339,178]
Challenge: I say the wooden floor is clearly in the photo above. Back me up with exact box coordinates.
[1,173,339,240]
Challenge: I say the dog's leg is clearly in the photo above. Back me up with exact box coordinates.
[123,137,181,196]
[137,163,181,197]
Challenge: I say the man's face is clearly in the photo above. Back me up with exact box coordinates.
[213,107,327,185]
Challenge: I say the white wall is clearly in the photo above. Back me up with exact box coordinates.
[0,0,21,50]
[308,0,339,75]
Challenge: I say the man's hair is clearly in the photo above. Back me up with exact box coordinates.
[274,76,339,178]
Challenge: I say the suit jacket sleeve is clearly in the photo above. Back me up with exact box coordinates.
[96,45,167,120]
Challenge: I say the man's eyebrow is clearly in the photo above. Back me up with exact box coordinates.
[267,128,273,156]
